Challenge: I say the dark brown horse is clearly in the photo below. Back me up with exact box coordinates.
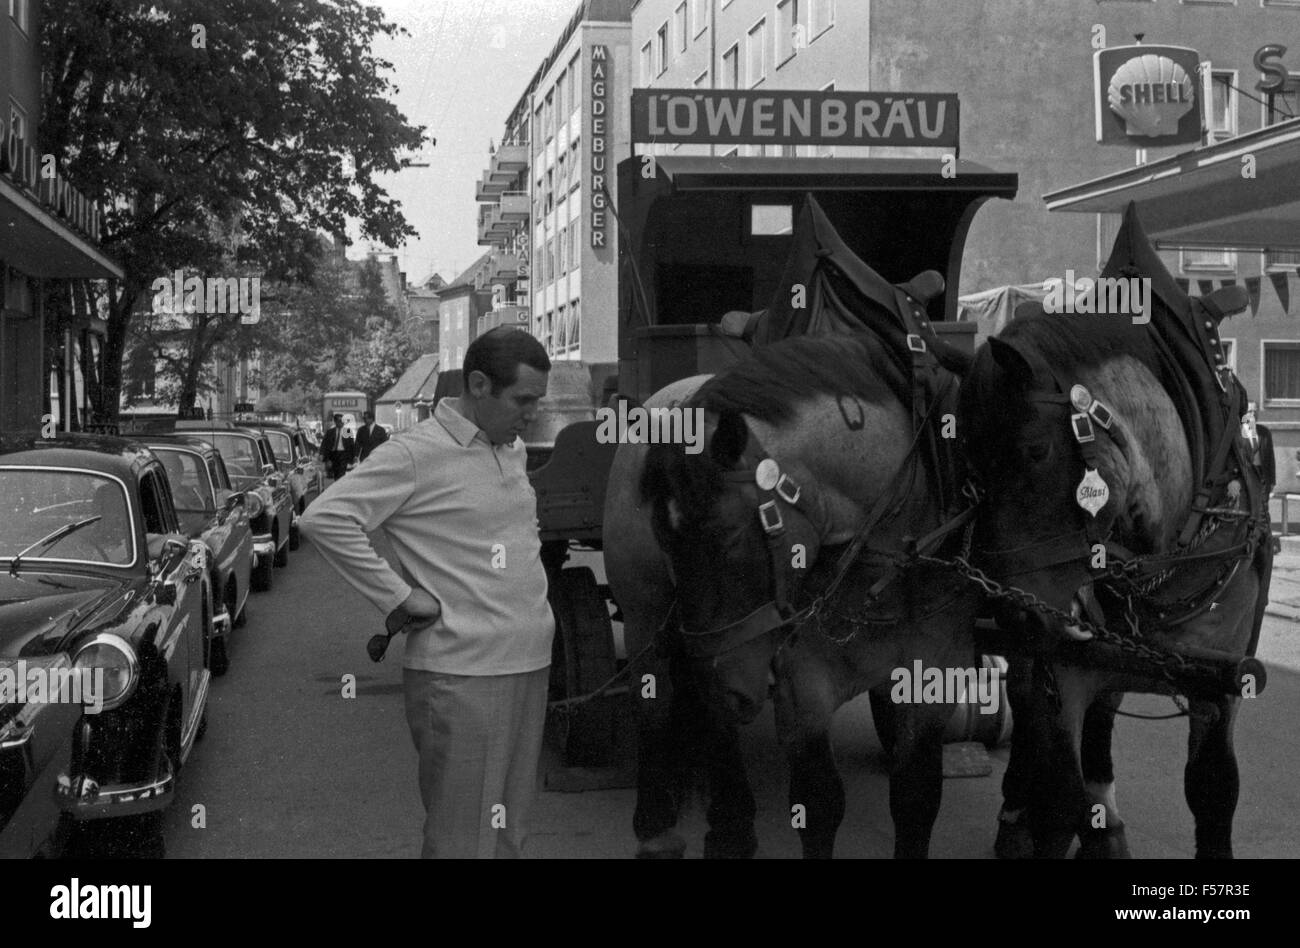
[641,332,986,858]
[958,301,1272,858]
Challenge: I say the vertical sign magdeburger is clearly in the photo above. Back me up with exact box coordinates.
[590,44,609,248]
[1094,45,1202,146]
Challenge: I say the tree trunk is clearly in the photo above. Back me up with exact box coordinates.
[101,283,139,428]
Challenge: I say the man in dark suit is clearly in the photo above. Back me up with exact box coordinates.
[356,411,389,463]
[321,413,355,480]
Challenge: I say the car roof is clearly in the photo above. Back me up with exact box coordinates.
[0,431,156,479]
[137,434,220,458]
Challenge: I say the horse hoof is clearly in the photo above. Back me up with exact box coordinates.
[636,831,687,859]
[994,811,1034,860]
[1076,821,1131,859]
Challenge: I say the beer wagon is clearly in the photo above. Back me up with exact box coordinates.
[526,150,1020,771]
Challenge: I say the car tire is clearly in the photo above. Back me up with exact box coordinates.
[65,813,166,859]
[274,526,289,567]
[251,552,273,592]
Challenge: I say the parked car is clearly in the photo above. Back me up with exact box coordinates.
[179,426,292,592]
[142,435,253,675]
[243,421,326,549]
[0,433,212,858]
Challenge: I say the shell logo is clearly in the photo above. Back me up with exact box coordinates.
[1107,54,1195,137]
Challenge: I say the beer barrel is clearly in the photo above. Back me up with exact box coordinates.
[942,654,1013,747]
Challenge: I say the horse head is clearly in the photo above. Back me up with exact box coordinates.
[959,313,1190,646]
[641,403,829,724]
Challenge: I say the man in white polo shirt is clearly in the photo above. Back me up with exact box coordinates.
[301,328,554,858]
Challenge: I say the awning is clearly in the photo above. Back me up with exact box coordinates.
[0,177,122,280]
[1043,118,1300,252]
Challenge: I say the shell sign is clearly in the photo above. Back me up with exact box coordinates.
[1094,45,1202,146]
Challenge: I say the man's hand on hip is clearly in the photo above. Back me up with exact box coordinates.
[391,588,442,632]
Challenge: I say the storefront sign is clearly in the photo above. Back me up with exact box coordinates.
[0,117,101,242]
[1255,44,1300,94]
[590,45,610,248]
[630,89,960,147]
[1094,45,1201,146]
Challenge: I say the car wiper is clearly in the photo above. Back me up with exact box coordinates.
[8,516,103,577]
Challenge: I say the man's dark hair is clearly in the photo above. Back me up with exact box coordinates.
[463,327,550,395]
[333,413,343,424]
[363,411,374,422]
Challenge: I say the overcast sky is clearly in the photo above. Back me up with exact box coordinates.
[359,0,581,285]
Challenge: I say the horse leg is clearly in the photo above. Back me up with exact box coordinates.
[888,701,949,859]
[1185,696,1239,859]
[775,678,844,859]
[632,652,689,858]
[1076,691,1131,858]
[995,654,1036,859]
[1027,663,1092,858]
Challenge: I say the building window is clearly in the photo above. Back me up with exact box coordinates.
[1181,248,1236,272]
[568,53,580,119]
[569,300,581,356]
[558,227,568,276]
[675,3,688,54]
[776,0,799,67]
[808,0,834,39]
[544,91,555,142]
[556,70,567,126]
[694,69,709,88]
[655,23,668,76]
[533,105,544,153]
[569,217,580,269]
[693,0,708,37]
[1219,338,1237,373]
[747,19,767,87]
[1264,342,1300,404]
[1264,87,1299,126]
[1264,249,1300,271]
[722,44,739,89]
[1207,71,1237,143]
[569,140,580,191]
[8,0,28,35]
[640,41,652,85]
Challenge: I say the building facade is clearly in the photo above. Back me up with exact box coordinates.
[2,0,123,431]
[436,253,494,373]
[475,0,633,396]
[631,0,1300,436]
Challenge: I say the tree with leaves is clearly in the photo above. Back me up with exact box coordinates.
[40,0,426,419]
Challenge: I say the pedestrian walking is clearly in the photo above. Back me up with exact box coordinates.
[356,411,388,463]
[300,327,554,859]
[320,413,354,480]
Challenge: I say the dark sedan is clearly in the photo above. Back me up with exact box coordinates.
[244,422,325,549]
[179,426,292,592]
[0,433,212,858]
[143,436,254,675]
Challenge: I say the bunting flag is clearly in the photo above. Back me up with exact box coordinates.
[1175,278,1191,294]
[1270,271,1290,315]
[1198,280,1216,296]
[1245,276,1262,316]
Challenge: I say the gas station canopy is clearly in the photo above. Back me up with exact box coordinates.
[1044,117,1300,252]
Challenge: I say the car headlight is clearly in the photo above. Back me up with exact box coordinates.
[72,634,139,712]
[245,490,264,518]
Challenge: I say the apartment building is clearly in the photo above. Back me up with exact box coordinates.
[475,0,633,394]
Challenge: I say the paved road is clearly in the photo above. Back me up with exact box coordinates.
[158,534,1300,858]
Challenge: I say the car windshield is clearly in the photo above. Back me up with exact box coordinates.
[154,449,215,512]
[0,469,135,566]
[264,431,293,463]
[205,434,261,487]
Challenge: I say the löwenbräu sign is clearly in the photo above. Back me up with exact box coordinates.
[630,89,959,148]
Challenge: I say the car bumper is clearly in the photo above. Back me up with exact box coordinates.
[252,535,275,562]
[55,763,174,820]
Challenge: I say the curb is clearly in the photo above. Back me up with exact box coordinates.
[1265,603,1300,621]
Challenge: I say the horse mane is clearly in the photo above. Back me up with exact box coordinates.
[691,332,902,424]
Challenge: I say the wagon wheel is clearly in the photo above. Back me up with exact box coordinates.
[548,566,619,766]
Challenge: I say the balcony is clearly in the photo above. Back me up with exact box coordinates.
[476,193,530,247]
[474,143,530,202]
[476,305,530,338]
[488,253,520,282]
